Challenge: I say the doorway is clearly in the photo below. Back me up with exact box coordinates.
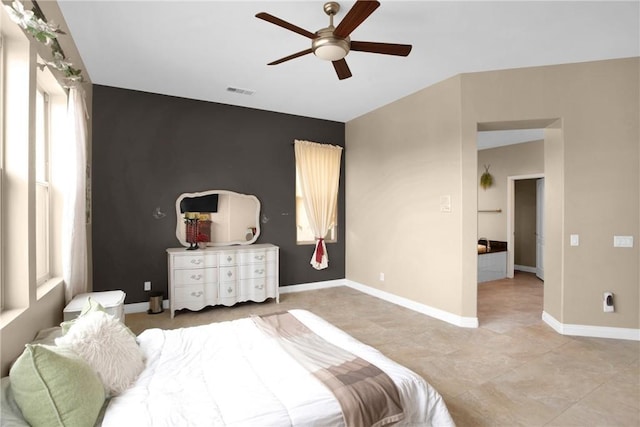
[507,174,544,279]
[475,119,562,328]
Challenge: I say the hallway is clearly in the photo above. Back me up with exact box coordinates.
[478,271,544,333]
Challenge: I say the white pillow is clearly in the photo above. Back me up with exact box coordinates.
[55,311,145,396]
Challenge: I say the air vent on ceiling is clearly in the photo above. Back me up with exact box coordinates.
[226,87,255,96]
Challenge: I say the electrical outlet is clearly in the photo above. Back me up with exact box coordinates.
[144,281,151,291]
[613,235,633,248]
[379,272,385,281]
[603,292,614,313]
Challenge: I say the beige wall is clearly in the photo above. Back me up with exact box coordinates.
[0,286,66,376]
[347,58,639,330]
[462,58,639,328]
[346,75,465,316]
[477,140,544,241]
[543,122,565,319]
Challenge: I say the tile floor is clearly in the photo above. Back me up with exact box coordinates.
[125,272,640,426]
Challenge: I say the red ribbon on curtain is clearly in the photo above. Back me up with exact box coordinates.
[315,238,325,263]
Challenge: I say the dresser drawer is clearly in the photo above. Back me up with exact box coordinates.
[219,283,237,298]
[239,278,266,300]
[219,252,236,266]
[174,267,218,285]
[237,251,268,265]
[203,282,218,303]
[238,263,266,279]
[174,285,205,303]
[173,254,218,269]
[219,266,237,282]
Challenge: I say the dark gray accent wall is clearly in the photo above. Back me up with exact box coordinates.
[91,85,345,304]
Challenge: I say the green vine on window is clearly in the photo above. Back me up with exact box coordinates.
[5,0,83,83]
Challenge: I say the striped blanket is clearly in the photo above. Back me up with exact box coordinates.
[253,312,404,427]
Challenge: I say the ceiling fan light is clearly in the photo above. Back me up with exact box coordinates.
[314,44,347,61]
[312,30,350,61]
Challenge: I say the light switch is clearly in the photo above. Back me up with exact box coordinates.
[570,234,579,246]
[614,236,633,248]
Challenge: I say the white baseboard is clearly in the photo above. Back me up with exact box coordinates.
[514,265,536,274]
[263,279,478,328]
[542,311,640,341]
[345,280,478,328]
[124,280,347,313]
[125,299,169,314]
[279,279,347,294]
[123,287,637,340]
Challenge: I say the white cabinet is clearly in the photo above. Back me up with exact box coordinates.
[167,244,279,318]
[478,251,507,283]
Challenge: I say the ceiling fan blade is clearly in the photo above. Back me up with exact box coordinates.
[334,0,380,38]
[255,12,316,39]
[332,59,352,80]
[350,41,412,57]
[268,48,313,66]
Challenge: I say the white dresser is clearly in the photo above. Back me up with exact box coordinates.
[167,244,279,318]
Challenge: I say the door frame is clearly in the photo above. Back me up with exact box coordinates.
[506,173,544,278]
[536,178,545,280]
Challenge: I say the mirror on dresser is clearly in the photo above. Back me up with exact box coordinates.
[175,190,261,247]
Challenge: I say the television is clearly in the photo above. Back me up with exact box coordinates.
[179,193,219,213]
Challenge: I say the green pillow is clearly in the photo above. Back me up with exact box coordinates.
[60,297,106,334]
[9,344,105,427]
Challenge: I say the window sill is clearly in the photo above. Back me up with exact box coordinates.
[1,278,64,329]
[37,277,64,300]
[0,307,28,329]
[297,240,337,246]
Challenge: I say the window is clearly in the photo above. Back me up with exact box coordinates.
[295,167,337,244]
[294,140,342,248]
[35,87,50,285]
[35,62,69,291]
[0,3,68,311]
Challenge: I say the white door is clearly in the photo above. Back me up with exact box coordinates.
[536,178,545,280]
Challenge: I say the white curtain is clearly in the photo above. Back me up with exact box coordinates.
[62,86,88,303]
[294,140,343,270]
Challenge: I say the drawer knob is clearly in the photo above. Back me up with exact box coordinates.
[190,291,203,297]
[255,284,264,290]
[191,274,202,280]
[255,255,264,260]
[255,269,264,275]
[226,256,232,262]
[190,259,202,265]
[227,271,233,278]
[227,287,233,294]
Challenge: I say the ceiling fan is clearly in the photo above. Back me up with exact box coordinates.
[256,0,412,80]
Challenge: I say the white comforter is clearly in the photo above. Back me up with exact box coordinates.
[102,310,454,427]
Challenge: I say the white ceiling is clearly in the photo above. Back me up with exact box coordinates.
[57,1,639,123]
[477,129,544,150]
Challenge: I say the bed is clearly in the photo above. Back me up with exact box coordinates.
[2,309,454,427]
